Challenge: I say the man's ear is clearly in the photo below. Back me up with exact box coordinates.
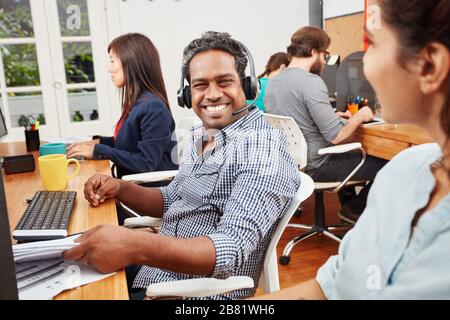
[279,64,287,70]
[311,49,319,58]
[417,42,449,95]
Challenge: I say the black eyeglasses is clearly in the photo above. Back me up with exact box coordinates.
[323,51,331,63]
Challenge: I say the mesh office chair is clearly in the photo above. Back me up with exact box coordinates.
[115,117,201,218]
[122,171,314,298]
[263,113,368,265]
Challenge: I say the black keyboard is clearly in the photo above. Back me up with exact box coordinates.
[13,191,76,241]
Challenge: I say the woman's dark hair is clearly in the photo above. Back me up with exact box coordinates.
[378,0,450,156]
[287,26,330,58]
[108,33,171,124]
[257,52,291,79]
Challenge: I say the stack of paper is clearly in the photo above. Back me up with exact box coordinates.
[13,235,80,263]
[12,235,117,300]
[18,261,115,300]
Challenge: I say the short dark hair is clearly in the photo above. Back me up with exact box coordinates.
[287,26,331,58]
[182,31,248,82]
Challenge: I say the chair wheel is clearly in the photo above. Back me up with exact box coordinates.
[279,255,291,265]
[293,209,303,218]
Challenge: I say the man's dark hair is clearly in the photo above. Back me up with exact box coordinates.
[287,26,331,58]
[182,31,248,82]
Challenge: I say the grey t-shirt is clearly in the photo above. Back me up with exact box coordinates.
[264,68,346,173]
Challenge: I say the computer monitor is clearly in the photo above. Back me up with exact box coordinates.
[0,170,19,300]
[322,64,338,107]
[336,51,376,111]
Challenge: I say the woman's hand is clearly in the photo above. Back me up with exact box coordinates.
[67,139,99,159]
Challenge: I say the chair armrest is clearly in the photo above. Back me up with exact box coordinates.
[124,216,162,229]
[122,170,179,184]
[318,143,362,155]
[117,200,142,218]
[319,143,367,193]
[146,276,254,298]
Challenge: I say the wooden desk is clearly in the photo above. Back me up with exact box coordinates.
[353,124,432,160]
[1,142,128,300]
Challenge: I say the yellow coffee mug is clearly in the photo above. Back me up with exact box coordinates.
[38,154,80,191]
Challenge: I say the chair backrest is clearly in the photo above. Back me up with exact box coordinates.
[263,113,308,170]
[259,171,314,293]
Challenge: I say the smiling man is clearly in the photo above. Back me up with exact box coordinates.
[185,42,249,131]
[63,31,300,300]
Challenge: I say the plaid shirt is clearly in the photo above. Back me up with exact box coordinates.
[133,109,301,299]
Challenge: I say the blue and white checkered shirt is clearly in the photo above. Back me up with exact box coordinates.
[132,109,301,299]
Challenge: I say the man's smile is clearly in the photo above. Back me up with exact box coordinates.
[202,103,231,117]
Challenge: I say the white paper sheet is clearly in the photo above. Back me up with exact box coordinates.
[13,235,80,263]
[18,261,115,300]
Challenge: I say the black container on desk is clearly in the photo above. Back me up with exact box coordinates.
[3,154,35,174]
[24,129,40,151]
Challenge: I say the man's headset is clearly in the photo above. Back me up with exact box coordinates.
[177,42,260,116]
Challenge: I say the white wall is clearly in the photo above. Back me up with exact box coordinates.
[117,0,310,125]
[323,0,364,19]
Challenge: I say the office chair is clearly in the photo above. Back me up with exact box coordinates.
[118,170,179,222]
[263,113,368,265]
[116,117,201,217]
[123,172,314,299]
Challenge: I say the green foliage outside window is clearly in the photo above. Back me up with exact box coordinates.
[0,4,93,87]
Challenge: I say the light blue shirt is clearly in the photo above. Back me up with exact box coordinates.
[316,143,450,299]
[247,77,269,112]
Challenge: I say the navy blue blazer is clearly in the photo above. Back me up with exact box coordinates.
[93,91,178,178]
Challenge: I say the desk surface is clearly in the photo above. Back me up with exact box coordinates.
[354,123,432,160]
[1,142,128,300]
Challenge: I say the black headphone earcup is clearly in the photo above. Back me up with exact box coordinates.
[242,76,257,100]
[183,85,192,109]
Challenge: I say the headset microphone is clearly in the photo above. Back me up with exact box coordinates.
[231,88,261,116]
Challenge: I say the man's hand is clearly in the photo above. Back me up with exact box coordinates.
[84,174,121,206]
[332,106,375,144]
[63,225,142,274]
[335,110,352,119]
[67,139,99,159]
[353,106,374,123]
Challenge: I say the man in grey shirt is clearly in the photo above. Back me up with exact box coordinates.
[265,67,346,172]
[265,26,387,220]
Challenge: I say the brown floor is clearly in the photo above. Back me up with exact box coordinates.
[255,192,347,296]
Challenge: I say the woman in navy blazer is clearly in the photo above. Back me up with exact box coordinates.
[67,33,178,178]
